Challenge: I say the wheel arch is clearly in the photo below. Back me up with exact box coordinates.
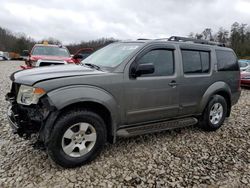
[42,85,120,144]
[199,81,232,117]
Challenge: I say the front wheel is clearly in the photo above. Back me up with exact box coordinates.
[47,110,107,168]
[199,95,227,131]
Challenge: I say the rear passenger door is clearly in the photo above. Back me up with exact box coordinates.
[178,46,212,116]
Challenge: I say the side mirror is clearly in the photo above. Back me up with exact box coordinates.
[22,50,30,56]
[134,63,154,77]
[73,54,83,59]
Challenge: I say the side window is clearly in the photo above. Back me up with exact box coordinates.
[201,51,210,73]
[182,50,210,74]
[216,50,239,71]
[137,49,174,76]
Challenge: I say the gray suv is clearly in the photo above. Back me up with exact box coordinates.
[6,36,241,168]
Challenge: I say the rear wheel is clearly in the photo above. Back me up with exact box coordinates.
[199,95,227,131]
[47,109,106,168]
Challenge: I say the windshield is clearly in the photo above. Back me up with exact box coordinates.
[82,43,142,67]
[32,46,70,57]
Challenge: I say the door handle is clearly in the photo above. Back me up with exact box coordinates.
[168,81,178,87]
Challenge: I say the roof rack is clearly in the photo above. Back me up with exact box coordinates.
[168,36,225,47]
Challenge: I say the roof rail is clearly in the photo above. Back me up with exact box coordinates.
[137,38,151,40]
[155,38,169,41]
[168,36,225,47]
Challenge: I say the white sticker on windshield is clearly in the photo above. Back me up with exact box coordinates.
[121,46,139,50]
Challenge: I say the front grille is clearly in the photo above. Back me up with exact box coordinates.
[40,62,65,66]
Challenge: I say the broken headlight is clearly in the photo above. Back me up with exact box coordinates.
[17,85,46,105]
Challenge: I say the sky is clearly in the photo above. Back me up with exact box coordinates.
[0,0,249,44]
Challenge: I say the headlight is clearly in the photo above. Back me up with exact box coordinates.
[17,85,46,105]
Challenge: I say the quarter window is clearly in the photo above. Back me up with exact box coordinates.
[201,52,210,73]
[182,50,210,74]
[137,49,174,76]
[216,50,239,71]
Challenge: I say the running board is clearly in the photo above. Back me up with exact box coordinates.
[117,117,198,137]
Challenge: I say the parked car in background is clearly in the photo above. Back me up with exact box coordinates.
[0,51,10,60]
[23,42,75,69]
[239,59,250,71]
[0,51,4,60]
[3,52,10,60]
[6,36,241,168]
[72,48,94,64]
[20,50,29,61]
[241,67,250,87]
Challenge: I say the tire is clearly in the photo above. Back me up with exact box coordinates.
[47,109,107,168]
[199,95,227,131]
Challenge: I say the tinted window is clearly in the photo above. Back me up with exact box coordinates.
[182,50,210,74]
[216,50,239,71]
[201,52,210,73]
[137,49,174,76]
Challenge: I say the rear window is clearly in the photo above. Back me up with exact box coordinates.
[182,50,210,74]
[216,50,239,71]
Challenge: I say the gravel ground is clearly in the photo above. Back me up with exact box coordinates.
[0,61,250,188]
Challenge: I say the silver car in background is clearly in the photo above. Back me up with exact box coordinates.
[239,59,250,71]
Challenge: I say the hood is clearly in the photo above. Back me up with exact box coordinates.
[30,55,72,61]
[12,64,105,85]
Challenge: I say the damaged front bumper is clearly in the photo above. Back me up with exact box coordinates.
[7,105,20,134]
[5,90,56,139]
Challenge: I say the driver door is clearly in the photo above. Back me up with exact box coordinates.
[124,45,180,125]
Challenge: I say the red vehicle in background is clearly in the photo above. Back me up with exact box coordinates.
[22,42,94,69]
[241,67,250,87]
[72,48,94,64]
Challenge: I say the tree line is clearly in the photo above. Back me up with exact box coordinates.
[188,22,250,58]
[0,27,117,54]
[0,22,249,58]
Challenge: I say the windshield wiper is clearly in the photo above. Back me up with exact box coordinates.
[83,63,101,70]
